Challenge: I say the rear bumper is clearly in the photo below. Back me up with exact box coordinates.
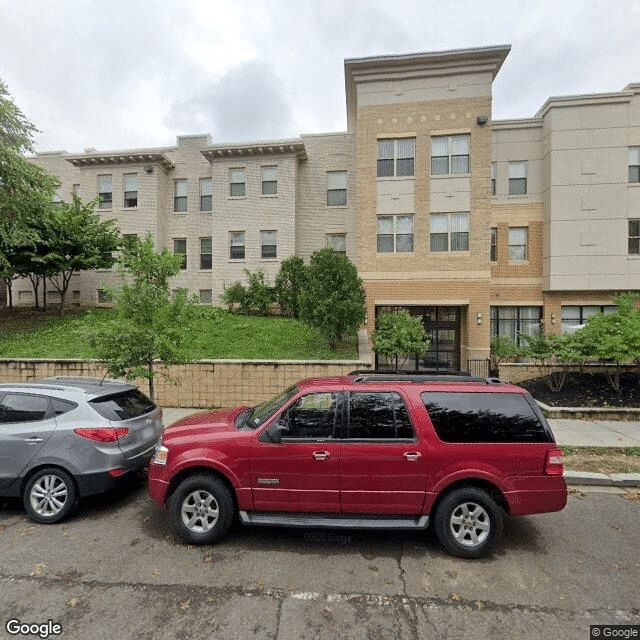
[505,480,568,516]
[76,459,149,496]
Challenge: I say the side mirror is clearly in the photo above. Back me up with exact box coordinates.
[265,422,285,443]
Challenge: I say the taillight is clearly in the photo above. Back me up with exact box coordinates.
[74,428,129,443]
[545,448,564,476]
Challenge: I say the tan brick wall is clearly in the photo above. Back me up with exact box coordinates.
[0,359,372,408]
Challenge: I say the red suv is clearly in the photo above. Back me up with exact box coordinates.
[148,373,566,558]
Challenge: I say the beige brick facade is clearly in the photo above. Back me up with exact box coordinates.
[14,45,639,377]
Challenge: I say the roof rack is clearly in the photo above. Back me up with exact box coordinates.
[348,370,502,385]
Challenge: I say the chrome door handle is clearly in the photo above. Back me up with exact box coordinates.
[403,452,421,462]
[313,451,330,461]
[25,437,44,444]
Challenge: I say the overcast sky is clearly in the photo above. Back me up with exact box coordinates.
[1,0,639,154]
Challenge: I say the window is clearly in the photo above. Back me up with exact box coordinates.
[0,394,49,423]
[431,135,470,175]
[561,305,618,333]
[89,389,155,421]
[326,233,346,255]
[173,238,187,269]
[629,219,640,255]
[326,171,347,206]
[261,166,277,195]
[508,161,527,195]
[260,230,277,259]
[97,289,112,303]
[490,227,497,261]
[72,183,80,194]
[430,213,469,252]
[174,180,187,212]
[490,306,542,342]
[230,169,245,197]
[377,215,414,253]
[123,174,138,208]
[508,227,528,260]
[377,139,415,177]
[199,290,212,304]
[422,392,551,443]
[491,162,496,195]
[630,148,640,183]
[98,175,112,209]
[230,232,245,259]
[347,392,414,440]
[200,238,212,269]
[200,179,213,212]
[53,187,62,203]
[276,393,339,440]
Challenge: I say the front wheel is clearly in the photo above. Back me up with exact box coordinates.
[433,486,503,559]
[23,468,76,524]
[168,474,235,544]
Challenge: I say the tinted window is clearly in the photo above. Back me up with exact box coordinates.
[0,394,49,423]
[422,392,552,443]
[278,393,338,440]
[51,398,78,416]
[347,392,414,440]
[247,384,298,430]
[90,390,155,421]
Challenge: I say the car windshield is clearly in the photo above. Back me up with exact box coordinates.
[246,384,298,430]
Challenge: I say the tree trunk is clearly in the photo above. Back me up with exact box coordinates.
[147,359,155,402]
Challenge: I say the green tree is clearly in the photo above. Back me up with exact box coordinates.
[220,268,275,315]
[0,79,38,152]
[489,334,519,376]
[44,194,120,315]
[371,311,430,370]
[299,246,366,349]
[572,292,640,391]
[274,256,307,318]
[88,234,197,401]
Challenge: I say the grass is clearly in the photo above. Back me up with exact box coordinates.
[560,446,640,474]
[0,307,359,361]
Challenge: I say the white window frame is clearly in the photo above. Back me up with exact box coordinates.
[377,139,415,178]
[326,171,347,206]
[230,169,246,197]
[229,231,245,260]
[173,238,187,269]
[174,180,187,212]
[629,219,640,255]
[200,178,213,212]
[630,148,640,183]
[431,135,470,175]
[123,173,138,208]
[430,213,469,252]
[508,161,527,195]
[98,175,112,209]
[376,215,414,253]
[508,227,528,260]
[261,166,277,196]
[200,237,212,269]
[260,230,277,259]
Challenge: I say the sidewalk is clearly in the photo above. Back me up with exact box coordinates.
[161,408,640,488]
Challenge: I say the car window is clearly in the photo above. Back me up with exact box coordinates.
[0,393,50,423]
[422,391,553,443]
[89,390,155,421]
[278,392,339,440]
[247,384,298,430]
[347,392,415,440]
[51,398,78,416]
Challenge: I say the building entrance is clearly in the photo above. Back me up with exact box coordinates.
[374,306,461,372]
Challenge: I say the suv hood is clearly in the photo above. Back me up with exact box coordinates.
[164,407,247,440]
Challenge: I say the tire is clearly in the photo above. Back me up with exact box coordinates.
[23,468,76,524]
[433,486,503,559]
[168,474,235,545]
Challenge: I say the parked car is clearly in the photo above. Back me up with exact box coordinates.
[0,377,164,523]
[148,372,566,558]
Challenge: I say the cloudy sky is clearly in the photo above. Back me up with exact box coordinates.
[1,0,639,153]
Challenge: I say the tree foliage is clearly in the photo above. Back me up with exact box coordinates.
[0,79,38,153]
[221,268,275,315]
[299,246,366,349]
[88,234,197,401]
[371,311,430,370]
[489,334,519,374]
[274,255,307,319]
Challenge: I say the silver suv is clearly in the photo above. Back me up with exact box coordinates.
[0,377,164,523]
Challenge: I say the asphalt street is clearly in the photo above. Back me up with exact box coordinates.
[0,483,638,640]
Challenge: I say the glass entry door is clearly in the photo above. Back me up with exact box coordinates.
[374,306,461,373]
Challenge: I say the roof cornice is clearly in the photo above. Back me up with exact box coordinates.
[66,150,175,170]
[535,91,633,118]
[201,140,307,161]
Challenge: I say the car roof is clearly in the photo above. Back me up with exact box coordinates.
[295,374,527,394]
[0,377,139,399]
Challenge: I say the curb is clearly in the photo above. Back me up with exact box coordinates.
[564,471,640,487]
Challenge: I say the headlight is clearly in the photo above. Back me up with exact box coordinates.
[152,445,169,466]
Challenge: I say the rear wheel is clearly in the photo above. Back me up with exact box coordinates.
[433,486,503,559]
[168,474,235,544]
[23,468,76,524]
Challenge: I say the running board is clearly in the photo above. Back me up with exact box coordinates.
[239,511,429,530]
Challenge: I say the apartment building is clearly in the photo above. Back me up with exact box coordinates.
[18,44,640,372]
